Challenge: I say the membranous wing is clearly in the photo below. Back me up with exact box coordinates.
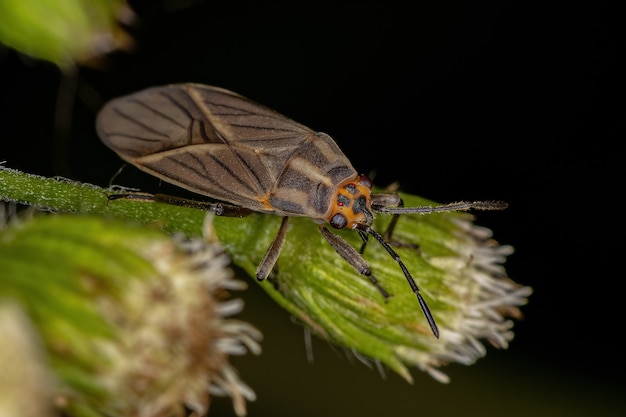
[96,83,318,213]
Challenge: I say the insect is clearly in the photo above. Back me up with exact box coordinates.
[96,83,507,338]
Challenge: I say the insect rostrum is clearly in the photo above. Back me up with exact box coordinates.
[96,83,507,339]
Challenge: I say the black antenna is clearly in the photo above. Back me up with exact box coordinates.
[358,224,440,338]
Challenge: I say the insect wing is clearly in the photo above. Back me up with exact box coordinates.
[96,84,316,212]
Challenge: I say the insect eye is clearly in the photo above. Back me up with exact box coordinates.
[330,213,348,229]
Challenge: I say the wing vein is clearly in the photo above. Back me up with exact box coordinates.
[204,153,258,195]
[128,98,187,129]
[112,107,170,138]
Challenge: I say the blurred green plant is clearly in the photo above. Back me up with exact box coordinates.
[0,197,261,417]
[0,0,134,69]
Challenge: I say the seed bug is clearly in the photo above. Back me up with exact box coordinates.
[96,83,507,338]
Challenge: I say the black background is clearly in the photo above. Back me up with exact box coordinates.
[2,1,623,416]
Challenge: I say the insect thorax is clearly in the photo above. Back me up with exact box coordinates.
[267,132,358,220]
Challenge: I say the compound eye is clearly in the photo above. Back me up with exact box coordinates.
[330,213,348,229]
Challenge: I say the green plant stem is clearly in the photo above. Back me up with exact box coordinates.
[0,166,206,235]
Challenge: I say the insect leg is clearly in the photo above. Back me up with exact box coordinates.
[318,226,390,299]
[107,191,160,202]
[107,192,253,217]
[153,194,254,217]
[357,229,369,254]
[256,216,290,281]
[374,200,509,215]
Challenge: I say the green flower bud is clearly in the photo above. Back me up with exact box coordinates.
[0,209,261,416]
[214,192,531,383]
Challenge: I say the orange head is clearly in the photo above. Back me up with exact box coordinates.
[326,174,374,229]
